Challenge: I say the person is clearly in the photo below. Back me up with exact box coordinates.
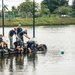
[14,41,24,52]
[27,40,36,53]
[0,34,8,49]
[0,34,4,49]
[16,24,23,41]
[8,28,20,48]
[17,24,23,34]
[18,29,30,42]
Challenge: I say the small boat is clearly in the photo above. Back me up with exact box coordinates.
[0,40,47,56]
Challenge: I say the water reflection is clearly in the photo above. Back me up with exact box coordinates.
[0,52,38,72]
[0,55,14,72]
[27,53,38,69]
[15,54,24,71]
[0,57,5,72]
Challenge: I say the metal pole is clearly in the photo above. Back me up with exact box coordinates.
[2,0,4,36]
[33,0,35,38]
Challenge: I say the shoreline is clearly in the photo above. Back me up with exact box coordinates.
[0,18,75,27]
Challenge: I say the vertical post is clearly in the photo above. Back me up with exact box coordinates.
[33,0,35,38]
[2,0,4,36]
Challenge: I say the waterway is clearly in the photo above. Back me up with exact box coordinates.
[0,25,75,75]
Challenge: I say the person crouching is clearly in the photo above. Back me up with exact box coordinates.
[14,41,24,53]
[0,34,8,50]
[27,41,36,53]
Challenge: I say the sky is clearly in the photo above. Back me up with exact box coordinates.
[0,0,73,10]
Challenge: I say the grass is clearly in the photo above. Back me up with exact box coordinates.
[0,17,75,27]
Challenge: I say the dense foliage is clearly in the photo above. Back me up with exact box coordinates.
[72,0,75,14]
[41,0,68,14]
[0,0,75,18]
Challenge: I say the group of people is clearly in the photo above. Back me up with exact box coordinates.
[0,24,34,53]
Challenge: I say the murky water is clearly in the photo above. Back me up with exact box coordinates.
[0,25,75,75]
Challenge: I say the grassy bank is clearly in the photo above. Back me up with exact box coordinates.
[0,18,75,27]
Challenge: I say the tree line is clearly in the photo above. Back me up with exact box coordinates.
[0,0,75,18]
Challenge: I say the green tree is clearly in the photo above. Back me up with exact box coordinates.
[4,5,8,11]
[41,0,69,14]
[41,3,50,16]
[54,6,72,15]
[18,0,39,17]
[8,11,13,15]
[41,0,61,13]
[11,6,18,16]
[0,11,1,18]
[3,5,8,18]
[25,0,31,2]
[72,0,75,14]
[60,0,69,6]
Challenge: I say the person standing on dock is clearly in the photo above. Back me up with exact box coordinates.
[16,24,23,41]
[8,28,20,48]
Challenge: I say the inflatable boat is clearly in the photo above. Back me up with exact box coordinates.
[0,40,47,56]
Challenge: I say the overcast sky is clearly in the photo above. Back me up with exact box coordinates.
[0,0,73,10]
